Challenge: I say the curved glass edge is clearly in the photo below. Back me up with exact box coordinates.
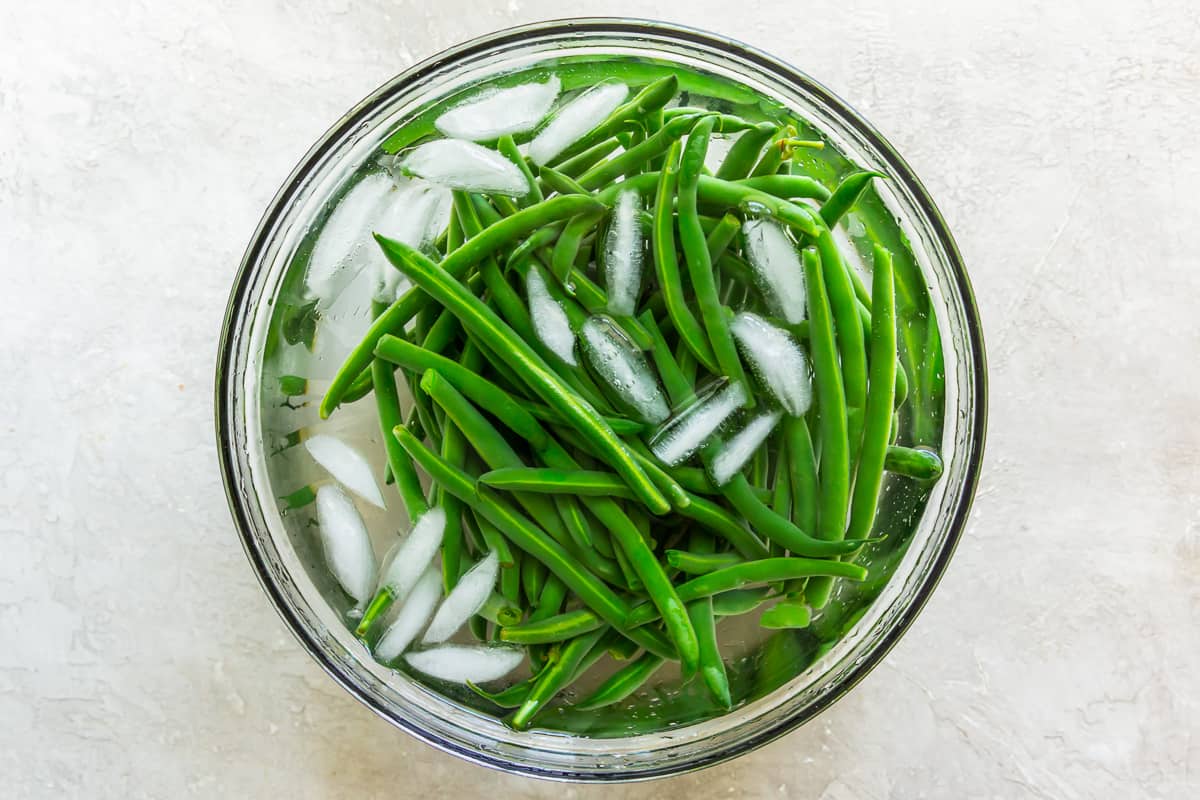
[215,17,988,783]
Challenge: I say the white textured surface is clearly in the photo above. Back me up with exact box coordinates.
[3,2,1199,797]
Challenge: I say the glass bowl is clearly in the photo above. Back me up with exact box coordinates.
[215,18,987,782]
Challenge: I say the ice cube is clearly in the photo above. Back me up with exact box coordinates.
[742,218,808,324]
[435,77,560,141]
[526,267,577,366]
[603,189,643,316]
[396,139,529,196]
[375,507,447,601]
[580,315,669,425]
[731,312,813,416]
[369,180,453,302]
[709,409,784,486]
[304,434,386,508]
[404,644,525,684]
[528,82,628,165]
[649,381,747,466]
[304,173,395,303]
[374,565,442,662]
[422,552,499,644]
[314,484,378,603]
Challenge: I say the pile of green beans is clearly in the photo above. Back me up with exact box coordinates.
[318,73,944,731]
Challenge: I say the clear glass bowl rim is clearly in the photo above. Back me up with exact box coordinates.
[215,17,988,782]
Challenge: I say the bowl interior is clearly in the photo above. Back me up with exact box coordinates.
[217,19,985,780]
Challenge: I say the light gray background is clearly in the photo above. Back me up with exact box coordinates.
[3,1,1198,797]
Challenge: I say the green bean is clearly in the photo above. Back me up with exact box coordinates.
[679,115,751,396]
[665,549,744,575]
[639,310,695,407]
[664,464,760,499]
[497,134,542,207]
[321,194,603,417]
[508,224,562,266]
[848,260,873,310]
[607,629,641,660]
[375,335,548,449]
[624,444,693,511]
[695,176,820,237]
[377,236,669,514]
[500,542,523,608]
[473,626,623,710]
[675,492,769,560]
[750,134,787,177]
[551,209,606,284]
[470,192,510,226]
[537,163,589,196]
[435,423,471,595]
[481,467,639,498]
[371,358,428,520]
[705,212,741,264]
[814,225,867,461]
[550,425,690,511]
[468,674,538,709]
[784,416,819,536]
[577,113,699,190]
[454,193,538,346]
[510,627,609,730]
[662,106,756,132]
[686,531,730,705]
[715,122,779,181]
[522,458,698,669]
[500,608,605,644]
[421,370,572,545]
[884,445,943,481]
[555,493,594,550]
[391,425,634,628]
[715,252,759,299]
[549,75,678,165]
[819,171,885,229]
[467,508,514,568]
[523,402,644,436]
[612,543,643,593]
[587,169,830,236]
[781,416,819,595]
[722,475,868,558]
[557,137,622,177]
[339,367,375,405]
[420,306,463,356]
[513,557,868,638]
[478,591,523,627]
[711,587,773,617]
[657,558,866,617]
[653,140,719,373]
[750,438,770,489]
[468,410,697,665]
[376,336,659,551]
[530,574,568,623]
[737,174,831,202]
[576,651,667,710]
[846,245,896,547]
[800,244,851,609]
[771,440,791,519]
[523,557,548,609]
[407,371,442,451]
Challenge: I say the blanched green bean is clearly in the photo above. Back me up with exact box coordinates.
[377,236,670,514]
